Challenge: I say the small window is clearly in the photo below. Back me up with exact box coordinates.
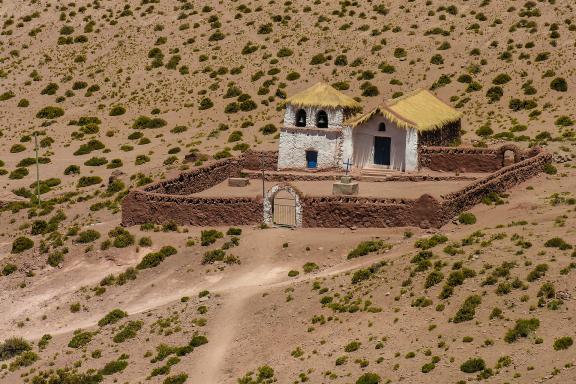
[378,122,386,132]
[316,110,328,128]
[295,109,307,127]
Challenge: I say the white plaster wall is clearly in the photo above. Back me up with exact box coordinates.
[341,126,354,169]
[278,129,343,169]
[284,104,344,129]
[405,128,419,171]
[352,116,408,171]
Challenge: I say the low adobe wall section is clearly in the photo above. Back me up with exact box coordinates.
[121,146,550,228]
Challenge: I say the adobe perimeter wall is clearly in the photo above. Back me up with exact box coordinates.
[121,146,551,229]
[418,144,525,173]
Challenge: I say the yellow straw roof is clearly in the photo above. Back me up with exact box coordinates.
[346,89,462,131]
[283,82,362,112]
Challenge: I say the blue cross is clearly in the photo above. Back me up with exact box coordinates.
[343,158,353,175]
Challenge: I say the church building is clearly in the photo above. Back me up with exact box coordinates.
[277,82,462,172]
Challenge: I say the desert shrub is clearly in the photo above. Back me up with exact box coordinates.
[226,227,242,236]
[100,359,128,375]
[453,295,481,323]
[163,374,188,384]
[202,249,226,264]
[424,270,444,288]
[64,165,80,175]
[527,264,548,282]
[0,338,31,361]
[36,106,64,119]
[310,53,327,65]
[555,116,574,126]
[109,105,126,116]
[201,229,223,246]
[137,246,177,269]
[544,237,572,250]
[303,262,319,273]
[543,163,557,175]
[288,270,299,277]
[344,341,361,352]
[113,320,142,343]
[40,82,59,95]
[228,131,243,142]
[139,237,152,247]
[0,91,15,101]
[356,372,381,384]
[9,167,29,179]
[132,116,167,129]
[77,176,102,187]
[553,337,573,351]
[504,318,540,343]
[68,331,93,348]
[77,229,101,243]
[98,309,128,327]
[460,358,486,373]
[347,240,391,259]
[411,297,433,307]
[458,212,477,225]
[47,251,64,267]
[11,237,34,254]
[550,77,567,92]
[492,73,511,85]
[2,263,17,276]
[486,86,504,102]
[415,234,448,250]
[38,335,52,351]
[259,124,277,135]
[108,227,135,248]
[18,99,29,107]
[9,351,38,370]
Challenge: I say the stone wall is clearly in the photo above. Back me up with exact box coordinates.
[121,191,262,227]
[418,121,461,146]
[302,194,442,228]
[242,150,278,171]
[122,146,551,229]
[438,147,551,224]
[419,146,505,172]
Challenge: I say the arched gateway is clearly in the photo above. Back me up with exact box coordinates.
[263,184,303,227]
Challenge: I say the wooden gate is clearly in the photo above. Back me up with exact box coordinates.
[273,190,296,226]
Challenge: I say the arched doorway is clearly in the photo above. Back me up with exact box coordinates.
[316,110,328,128]
[273,190,296,226]
[295,109,307,127]
[503,150,515,167]
[263,184,303,227]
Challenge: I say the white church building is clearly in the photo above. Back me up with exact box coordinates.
[277,82,462,172]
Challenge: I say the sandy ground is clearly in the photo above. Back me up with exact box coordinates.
[192,179,472,199]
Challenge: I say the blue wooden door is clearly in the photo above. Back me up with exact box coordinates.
[374,137,391,166]
[306,151,318,168]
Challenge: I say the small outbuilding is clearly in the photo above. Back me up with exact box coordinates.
[277,82,462,172]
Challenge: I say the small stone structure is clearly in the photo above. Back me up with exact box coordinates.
[332,176,359,196]
[121,146,551,229]
[228,177,249,187]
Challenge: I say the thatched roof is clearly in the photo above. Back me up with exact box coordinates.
[345,89,462,131]
[282,82,362,112]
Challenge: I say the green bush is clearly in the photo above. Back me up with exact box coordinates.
[201,229,223,246]
[64,165,80,175]
[113,321,142,343]
[226,227,242,236]
[9,167,29,179]
[109,105,126,116]
[10,144,26,153]
[9,351,38,370]
[137,246,178,269]
[77,176,102,187]
[543,163,557,175]
[108,227,135,248]
[68,331,93,348]
[47,251,64,267]
[553,336,573,351]
[259,124,277,135]
[77,229,101,244]
[544,237,572,250]
[98,309,128,327]
[0,337,31,361]
[163,374,188,384]
[458,212,477,225]
[2,263,17,276]
[550,77,567,92]
[527,264,548,282]
[347,240,391,259]
[460,357,486,373]
[504,318,540,343]
[356,372,381,384]
[11,237,34,254]
[453,295,481,323]
[132,116,167,129]
[303,262,319,273]
[424,270,444,288]
[100,359,128,375]
[36,106,64,119]
[202,249,226,264]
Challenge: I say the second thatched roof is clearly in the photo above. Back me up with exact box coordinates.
[282,82,362,112]
[346,89,462,131]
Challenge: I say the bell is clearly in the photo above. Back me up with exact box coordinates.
[318,114,327,127]
[297,114,306,126]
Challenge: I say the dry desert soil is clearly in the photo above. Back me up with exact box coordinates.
[0,0,576,383]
